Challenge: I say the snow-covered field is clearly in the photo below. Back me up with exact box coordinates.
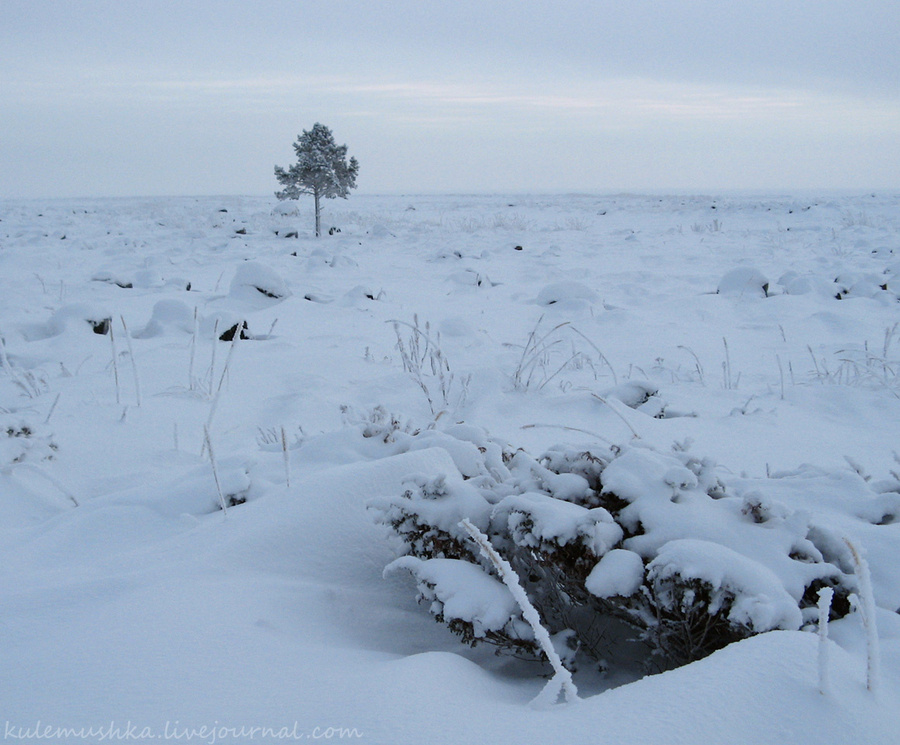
[2,192,900,743]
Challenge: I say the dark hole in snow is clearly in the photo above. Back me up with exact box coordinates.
[235,228,247,235]
[95,277,133,289]
[89,317,111,335]
[219,321,249,341]
[255,286,282,299]
[218,209,228,213]
[514,245,523,251]
[801,579,851,620]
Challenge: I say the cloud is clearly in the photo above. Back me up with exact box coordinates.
[2,0,899,196]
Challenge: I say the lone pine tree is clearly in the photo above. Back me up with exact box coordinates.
[274,123,359,237]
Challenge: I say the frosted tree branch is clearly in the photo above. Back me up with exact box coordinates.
[459,518,579,706]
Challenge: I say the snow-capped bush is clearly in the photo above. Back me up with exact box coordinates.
[370,425,862,672]
[22,303,114,340]
[133,299,195,338]
[717,267,769,298]
[0,417,58,469]
[229,261,290,303]
[385,555,534,650]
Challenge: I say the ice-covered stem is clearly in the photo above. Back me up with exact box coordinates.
[45,393,61,424]
[202,330,241,455]
[207,319,220,396]
[844,537,879,693]
[188,307,199,391]
[109,322,121,405]
[817,587,834,696]
[521,422,615,447]
[120,316,141,407]
[281,425,291,488]
[5,462,78,507]
[591,394,641,439]
[203,425,227,517]
[0,332,23,388]
[459,518,579,706]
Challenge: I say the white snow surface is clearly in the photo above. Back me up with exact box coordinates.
[2,193,900,742]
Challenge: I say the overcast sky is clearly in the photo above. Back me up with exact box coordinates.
[2,0,899,198]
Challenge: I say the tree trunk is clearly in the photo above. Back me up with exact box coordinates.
[314,189,321,237]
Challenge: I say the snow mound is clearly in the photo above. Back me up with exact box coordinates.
[133,299,195,338]
[228,261,290,303]
[717,267,769,297]
[535,281,598,307]
[21,303,114,340]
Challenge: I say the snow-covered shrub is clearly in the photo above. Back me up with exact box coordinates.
[510,317,615,393]
[391,316,471,419]
[371,425,859,673]
[340,405,418,443]
[21,303,114,340]
[0,417,58,469]
[717,267,769,298]
[229,261,290,303]
[385,555,535,653]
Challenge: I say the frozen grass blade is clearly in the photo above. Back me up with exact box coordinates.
[521,422,615,447]
[202,329,241,456]
[120,316,141,407]
[844,537,880,693]
[6,462,79,507]
[591,394,641,439]
[189,306,199,391]
[281,425,291,488]
[109,320,121,405]
[44,392,61,424]
[817,587,834,696]
[203,425,227,517]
